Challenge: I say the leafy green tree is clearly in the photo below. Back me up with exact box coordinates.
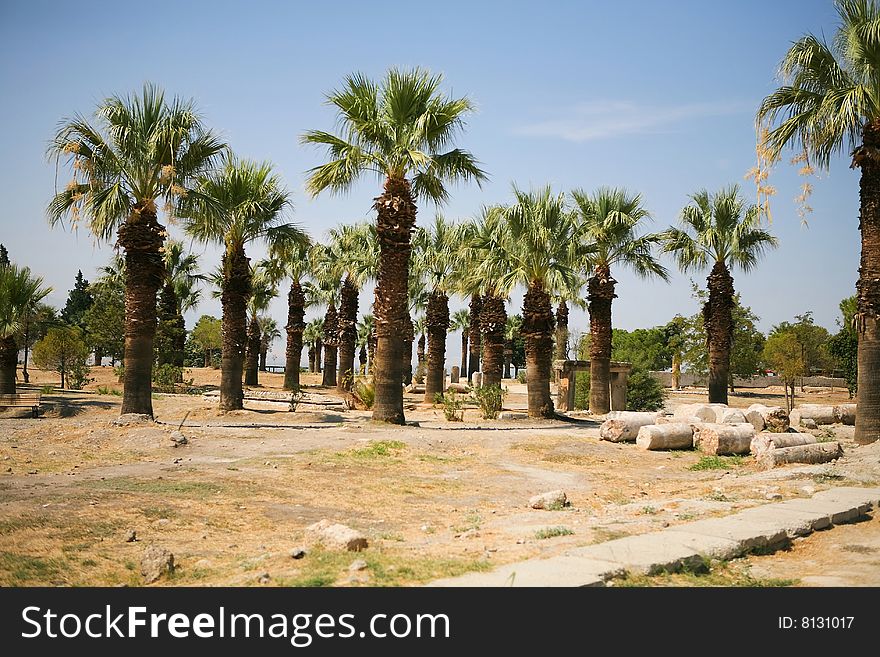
[728,303,765,390]
[770,312,831,389]
[190,315,222,367]
[0,264,52,393]
[48,83,225,417]
[763,330,803,411]
[16,302,57,383]
[625,368,666,412]
[60,270,93,329]
[828,295,858,397]
[302,68,486,424]
[83,276,125,365]
[611,327,671,372]
[32,326,91,389]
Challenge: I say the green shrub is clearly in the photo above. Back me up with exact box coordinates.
[152,364,192,393]
[40,385,54,394]
[353,379,375,409]
[516,370,527,384]
[472,384,506,419]
[573,371,590,410]
[626,367,665,411]
[435,390,463,422]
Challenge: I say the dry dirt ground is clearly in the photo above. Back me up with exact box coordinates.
[0,366,876,587]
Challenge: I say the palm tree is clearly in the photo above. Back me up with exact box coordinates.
[413,215,461,400]
[328,223,378,392]
[662,186,777,404]
[757,0,880,442]
[485,186,580,417]
[462,207,510,388]
[572,188,669,414]
[263,235,313,391]
[450,308,470,377]
[304,317,324,374]
[47,83,225,417]
[357,314,376,376]
[504,315,524,379]
[310,244,342,387]
[245,269,276,385]
[0,263,52,394]
[302,68,486,424]
[157,240,204,371]
[414,315,427,375]
[259,316,281,371]
[182,156,305,410]
[467,293,483,380]
[404,267,429,386]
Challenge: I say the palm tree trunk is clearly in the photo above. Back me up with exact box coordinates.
[481,293,507,387]
[322,303,338,387]
[522,282,555,418]
[504,342,512,379]
[308,345,316,373]
[22,314,30,383]
[284,280,305,391]
[588,266,616,414]
[402,336,413,385]
[315,338,323,372]
[359,345,367,375]
[424,289,449,402]
[259,346,267,371]
[467,294,482,380]
[416,333,425,369]
[219,245,251,411]
[368,331,376,376]
[554,300,569,362]
[156,283,182,370]
[337,276,358,392]
[173,314,186,369]
[93,346,103,368]
[460,329,468,375]
[244,314,260,386]
[854,122,880,443]
[372,177,416,424]
[704,260,734,405]
[117,205,165,417]
[0,336,17,395]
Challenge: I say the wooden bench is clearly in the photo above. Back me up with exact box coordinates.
[0,392,42,418]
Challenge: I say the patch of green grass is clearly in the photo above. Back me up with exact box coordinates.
[338,440,406,461]
[96,386,122,396]
[617,559,797,588]
[705,491,731,502]
[688,455,744,471]
[40,385,55,394]
[0,552,65,585]
[377,532,405,542]
[0,514,54,534]
[452,511,482,534]
[141,505,177,519]
[82,477,225,498]
[534,526,574,540]
[278,548,490,587]
[546,500,567,511]
[641,506,658,515]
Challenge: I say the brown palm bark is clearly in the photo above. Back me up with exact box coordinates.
[854,120,880,444]
[481,293,507,387]
[284,280,305,391]
[554,300,569,362]
[259,344,268,371]
[424,289,449,402]
[337,276,358,392]
[504,342,512,379]
[467,294,482,379]
[704,260,734,405]
[0,335,17,394]
[322,303,338,387]
[244,315,260,386]
[588,265,616,414]
[416,333,425,369]
[93,346,103,368]
[522,282,555,418]
[402,333,413,385]
[308,345,316,373]
[219,245,251,410]
[460,328,468,375]
[372,177,416,423]
[368,330,376,376]
[315,338,323,373]
[117,205,166,417]
[358,345,367,374]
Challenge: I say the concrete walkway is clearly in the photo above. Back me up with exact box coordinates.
[429,487,880,587]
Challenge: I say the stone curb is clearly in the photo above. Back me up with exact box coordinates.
[428,486,880,587]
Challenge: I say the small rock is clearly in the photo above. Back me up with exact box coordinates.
[290,547,307,560]
[800,418,818,430]
[529,490,567,510]
[800,485,816,495]
[515,538,526,544]
[348,559,368,572]
[140,546,174,584]
[766,492,783,500]
[125,530,137,543]
[170,431,187,446]
[498,411,527,420]
[457,528,480,540]
[306,520,369,551]
[258,572,271,584]
[173,458,182,464]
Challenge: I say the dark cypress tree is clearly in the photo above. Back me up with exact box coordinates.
[61,270,93,328]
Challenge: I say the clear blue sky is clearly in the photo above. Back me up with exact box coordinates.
[0,0,856,365]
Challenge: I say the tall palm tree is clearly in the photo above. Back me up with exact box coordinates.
[405,267,429,386]
[304,317,324,374]
[467,293,483,380]
[329,223,378,392]
[662,186,777,404]
[414,215,461,400]
[504,314,524,379]
[157,239,204,371]
[47,83,225,417]
[310,244,342,387]
[414,314,427,374]
[259,316,281,371]
[0,264,51,394]
[450,308,470,376]
[263,235,313,391]
[462,207,510,388]
[572,188,668,414]
[182,156,305,410]
[357,314,376,376]
[302,68,486,424]
[757,0,880,442]
[485,186,580,417]
[245,269,276,385]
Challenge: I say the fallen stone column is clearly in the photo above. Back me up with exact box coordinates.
[673,403,724,423]
[694,423,755,455]
[750,432,817,457]
[599,412,661,442]
[636,423,695,450]
[756,442,843,469]
[834,404,856,426]
[744,404,789,432]
[791,405,837,426]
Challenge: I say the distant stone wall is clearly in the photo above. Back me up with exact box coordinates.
[650,371,848,389]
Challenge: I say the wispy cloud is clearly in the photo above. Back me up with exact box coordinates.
[514,100,754,142]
